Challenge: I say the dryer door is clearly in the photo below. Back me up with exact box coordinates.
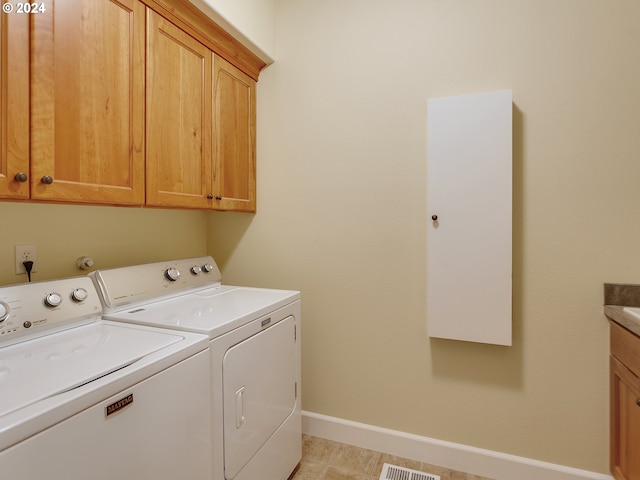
[222,316,296,479]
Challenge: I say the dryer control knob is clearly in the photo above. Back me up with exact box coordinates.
[190,266,202,275]
[71,288,88,302]
[165,267,181,282]
[44,292,62,308]
[0,301,9,322]
[202,263,214,273]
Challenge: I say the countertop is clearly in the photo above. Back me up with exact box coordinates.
[605,305,640,337]
[605,283,640,337]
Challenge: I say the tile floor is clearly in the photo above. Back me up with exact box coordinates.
[288,435,494,480]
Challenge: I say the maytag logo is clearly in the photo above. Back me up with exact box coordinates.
[105,394,134,417]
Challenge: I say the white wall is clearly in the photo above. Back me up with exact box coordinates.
[209,0,640,474]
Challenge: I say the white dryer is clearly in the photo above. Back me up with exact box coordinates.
[0,276,212,480]
[90,256,301,480]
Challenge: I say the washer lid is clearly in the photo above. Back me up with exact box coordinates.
[103,286,300,338]
[0,321,182,418]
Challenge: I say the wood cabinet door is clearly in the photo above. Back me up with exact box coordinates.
[30,0,145,205]
[611,355,640,480]
[0,13,29,199]
[146,10,213,209]
[213,56,256,212]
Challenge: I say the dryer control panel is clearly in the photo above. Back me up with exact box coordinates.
[0,277,102,347]
[91,256,222,312]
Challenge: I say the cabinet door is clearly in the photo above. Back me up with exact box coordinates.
[30,0,145,205]
[427,90,512,345]
[0,13,29,199]
[213,56,256,212]
[611,355,640,480]
[146,10,213,209]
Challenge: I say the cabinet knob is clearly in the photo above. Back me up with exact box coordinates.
[637,398,640,407]
[207,194,213,200]
[431,215,438,221]
[14,172,28,183]
[215,195,222,201]
[40,175,54,185]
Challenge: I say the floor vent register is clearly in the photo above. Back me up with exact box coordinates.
[379,463,441,480]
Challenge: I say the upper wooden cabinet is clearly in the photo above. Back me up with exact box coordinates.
[146,10,213,209]
[146,13,257,212]
[30,0,146,205]
[213,56,256,212]
[0,13,29,199]
[1,0,262,210]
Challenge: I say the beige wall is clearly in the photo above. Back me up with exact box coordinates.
[190,0,277,62]
[209,0,640,474]
[0,202,208,285]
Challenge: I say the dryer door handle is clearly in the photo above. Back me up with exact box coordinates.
[236,386,246,428]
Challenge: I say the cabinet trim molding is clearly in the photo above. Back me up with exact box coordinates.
[143,0,266,81]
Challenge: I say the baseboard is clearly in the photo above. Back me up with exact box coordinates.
[302,411,613,480]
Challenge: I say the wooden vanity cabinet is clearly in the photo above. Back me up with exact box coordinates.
[0,13,29,199]
[30,0,146,205]
[610,321,640,480]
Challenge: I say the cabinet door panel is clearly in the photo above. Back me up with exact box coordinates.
[611,355,640,480]
[426,90,512,345]
[31,0,145,204]
[213,56,256,212]
[146,10,212,209]
[0,13,29,199]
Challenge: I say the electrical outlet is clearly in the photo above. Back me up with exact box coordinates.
[15,244,37,274]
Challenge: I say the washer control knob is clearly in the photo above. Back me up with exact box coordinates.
[44,293,62,308]
[165,267,181,282]
[23,321,32,329]
[71,288,88,302]
[202,263,214,273]
[190,266,202,275]
[0,301,9,323]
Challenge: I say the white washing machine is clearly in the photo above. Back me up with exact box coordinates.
[90,256,301,480]
[0,276,212,480]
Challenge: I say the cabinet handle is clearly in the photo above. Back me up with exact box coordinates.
[40,175,54,185]
[14,172,28,183]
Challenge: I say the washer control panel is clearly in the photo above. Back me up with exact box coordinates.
[0,277,102,347]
